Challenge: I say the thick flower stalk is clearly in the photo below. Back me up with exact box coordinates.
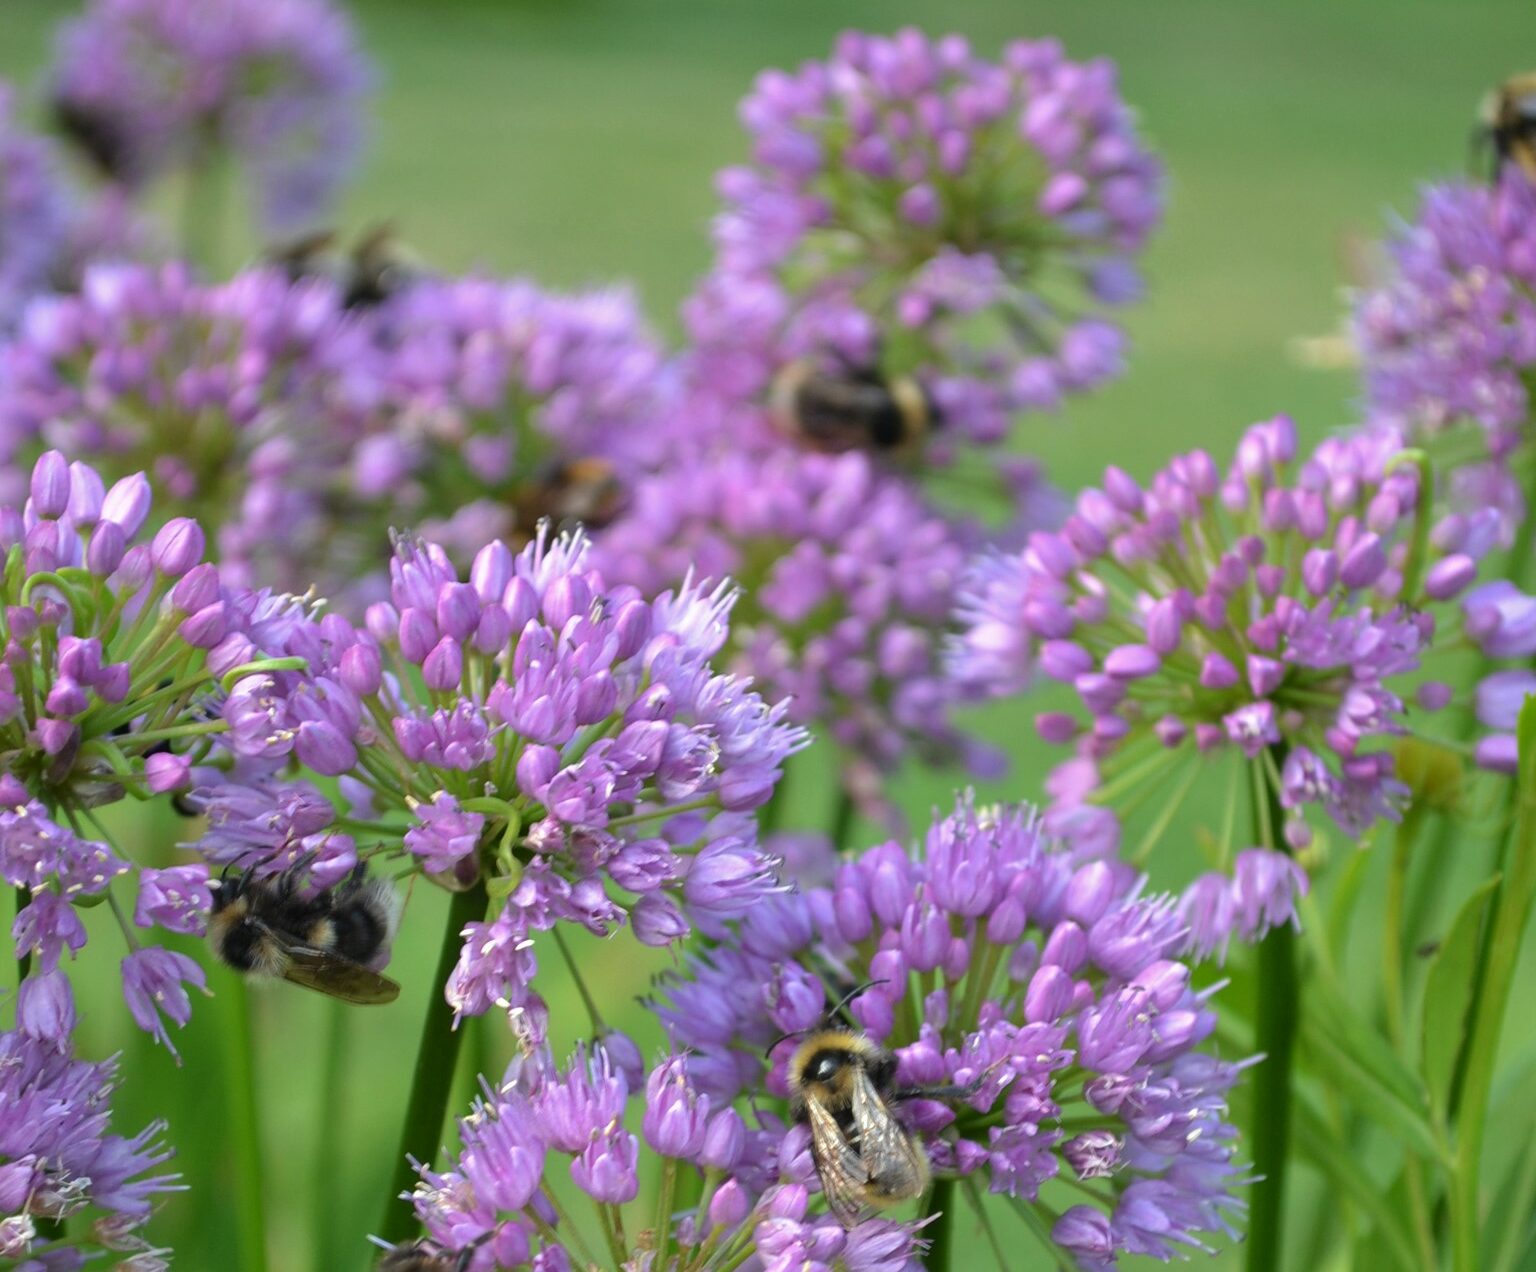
[48,0,371,234]
[0,261,376,593]
[1354,170,1536,547]
[402,1044,925,1271]
[193,525,805,1038]
[0,83,70,333]
[682,28,1161,508]
[951,416,1532,949]
[593,448,997,820]
[0,1020,180,1267]
[0,450,284,1056]
[351,276,677,567]
[651,798,1248,1269]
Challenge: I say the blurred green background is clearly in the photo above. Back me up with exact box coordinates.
[3,0,1536,1268]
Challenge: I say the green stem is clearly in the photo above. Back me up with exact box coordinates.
[312,1003,349,1272]
[1247,746,1295,1272]
[829,787,857,853]
[924,1176,957,1271]
[15,886,30,983]
[1449,731,1536,1272]
[378,883,489,1244]
[219,975,269,1272]
[181,139,226,274]
[1382,807,1422,1049]
[759,780,788,837]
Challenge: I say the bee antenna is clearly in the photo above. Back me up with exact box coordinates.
[764,1029,801,1059]
[825,977,888,1025]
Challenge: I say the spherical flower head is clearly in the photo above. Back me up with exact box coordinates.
[952,417,1533,907]
[351,277,679,569]
[681,29,1161,500]
[0,83,70,332]
[0,1024,180,1259]
[199,525,805,1033]
[594,447,995,819]
[0,263,378,593]
[0,452,229,812]
[409,1046,918,1269]
[49,0,371,231]
[1355,172,1536,541]
[650,795,1248,1262]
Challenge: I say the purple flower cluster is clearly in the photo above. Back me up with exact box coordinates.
[0,262,376,592]
[0,1021,180,1265]
[682,28,1161,495]
[49,0,371,232]
[0,263,685,605]
[406,1044,925,1271]
[1354,172,1536,542]
[594,448,996,817]
[350,276,677,567]
[193,526,804,1040]
[652,798,1248,1267]
[0,83,69,332]
[0,450,268,1056]
[952,417,1536,932]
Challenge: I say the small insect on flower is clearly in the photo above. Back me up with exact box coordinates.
[264,223,421,309]
[207,862,402,1004]
[510,456,628,541]
[374,1239,475,1272]
[1477,72,1536,182]
[769,358,935,455]
[784,984,977,1228]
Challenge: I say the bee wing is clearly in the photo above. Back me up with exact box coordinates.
[279,943,400,1005]
[850,1068,928,1202]
[804,1096,873,1228]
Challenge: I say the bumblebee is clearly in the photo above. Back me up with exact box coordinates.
[343,224,420,309]
[509,456,627,541]
[264,224,419,309]
[786,1026,935,1227]
[51,96,134,183]
[1478,73,1536,182]
[769,359,934,454]
[207,863,402,1004]
[375,1241,471,1272]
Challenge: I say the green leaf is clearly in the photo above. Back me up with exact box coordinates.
[1300,979,1442,1162]
[1520,696,1536,800]
[1294,1098,1418,1271]
[1421,876,1500,1129]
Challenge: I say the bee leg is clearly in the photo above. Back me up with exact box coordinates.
[890,1076,988,1103]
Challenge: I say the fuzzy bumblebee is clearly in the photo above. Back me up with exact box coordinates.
[207,864,402,1004]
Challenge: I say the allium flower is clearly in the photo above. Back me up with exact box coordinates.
[0,450,281,1048]
[681,28,1161,509]
[1354,171,1536,543]
[192,526,804,1040]
[594,448,996,819]
[0,83,69,331]
[951,416,1533,945]
[0,262,378,593]
[405,1044,925,1271]
[0,1022,180,1263]
[347,276,677,567]
[650,797,1248,1267]
[49,0,371,232]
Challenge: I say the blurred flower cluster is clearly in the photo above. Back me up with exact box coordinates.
[49,0,370,234]
[1355,170,1536,544]
[683,28,1161,492]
